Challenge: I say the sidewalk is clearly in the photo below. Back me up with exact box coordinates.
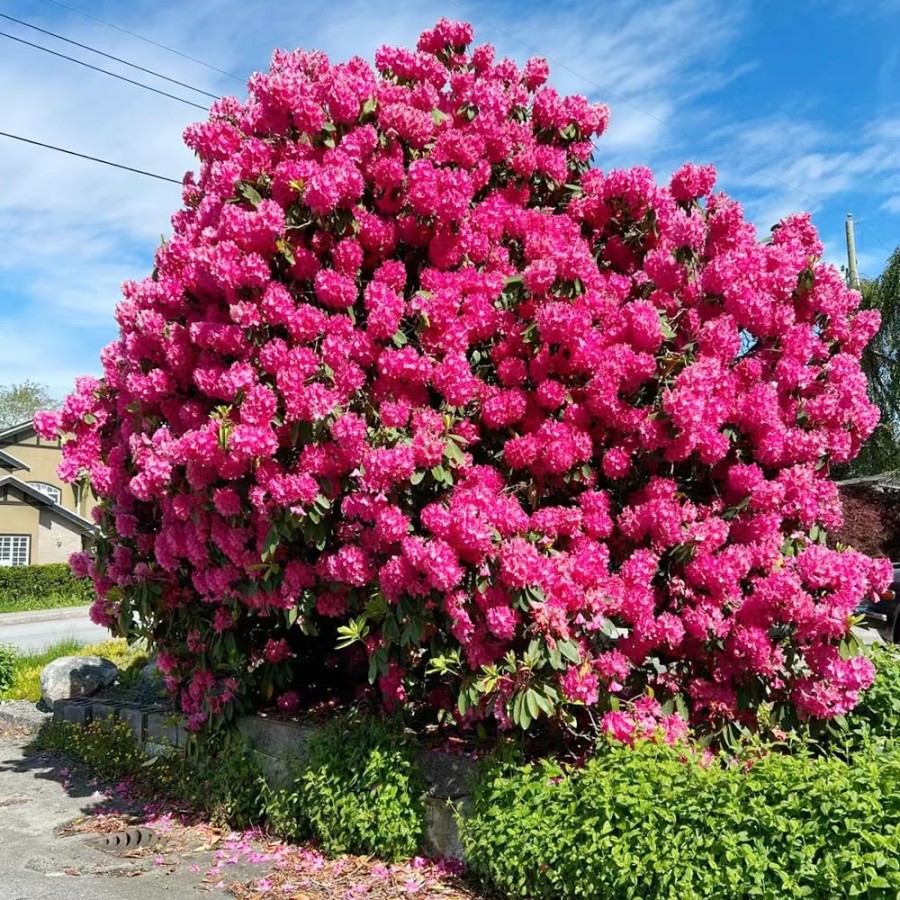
[0,605,93,627]
[0,714,282,900]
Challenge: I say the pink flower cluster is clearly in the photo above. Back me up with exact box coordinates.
[38,19,888,734]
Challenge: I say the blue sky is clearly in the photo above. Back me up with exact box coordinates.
[1,0,898,398]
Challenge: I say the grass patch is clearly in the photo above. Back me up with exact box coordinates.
[0,637,148,702]
[0,592,91,615]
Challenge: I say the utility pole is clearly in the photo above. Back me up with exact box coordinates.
[845,213,860,289]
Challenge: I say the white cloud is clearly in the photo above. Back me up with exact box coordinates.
[2,0,894,398]
[710,115,900,231]
[0,0,754,395]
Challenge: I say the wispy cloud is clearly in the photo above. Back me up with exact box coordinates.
[0,0,896,399]
[710,115,900,232]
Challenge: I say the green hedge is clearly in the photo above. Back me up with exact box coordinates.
[841,643,900,752]
[463,740,900,899]
[295,712,425,860]
[0,564,93,612]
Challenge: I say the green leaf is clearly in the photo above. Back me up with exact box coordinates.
[443,440,466,467]
[261,525,280,562]
[658,311,677,340]
[336,616,370,649]
[525,688,541,721]
[276,238,295,265]
[238,182,263,207]
[558,639,581,664]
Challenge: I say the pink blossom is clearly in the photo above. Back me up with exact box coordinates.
[47,18,883,734]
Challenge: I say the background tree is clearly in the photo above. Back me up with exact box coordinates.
[0,380,57,429]
[845,247,900,475]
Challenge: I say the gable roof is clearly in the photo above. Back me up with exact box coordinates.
[0,420,36,443]
[0,474,96,535]
[0,448,29,472]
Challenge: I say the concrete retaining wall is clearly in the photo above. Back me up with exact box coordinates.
[49,697,476,858]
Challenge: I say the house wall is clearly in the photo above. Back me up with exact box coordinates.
[0,426,92,518]
[35,509,84,565]
[0,501,38,564]
[0,484,86,566]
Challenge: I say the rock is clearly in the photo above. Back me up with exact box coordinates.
[40,656,119,706]
[140,657,160,683]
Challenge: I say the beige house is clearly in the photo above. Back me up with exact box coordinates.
[0,420,96,566]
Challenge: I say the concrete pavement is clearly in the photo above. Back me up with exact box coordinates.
[0,606,111,653]
[0,719,273,898]
[0,729,214,897]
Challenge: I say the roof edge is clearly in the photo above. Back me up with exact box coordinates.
[0,474,96,535]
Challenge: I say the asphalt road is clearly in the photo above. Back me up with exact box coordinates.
[0,607,111,653]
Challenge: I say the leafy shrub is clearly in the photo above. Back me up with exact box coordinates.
[0,644,15,693]
[37,717,150,782]
[298,713,425,860]
[188,735,267,828]
[840,642,900,753]
[0,564,92,613]
[261,777,310,843]
[40,19,887,736]
[34,717,265,828]
[35,712,422,854]
[463,740,900,899]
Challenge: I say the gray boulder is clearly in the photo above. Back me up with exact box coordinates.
[140,656,160,683]
[40,656,119,706]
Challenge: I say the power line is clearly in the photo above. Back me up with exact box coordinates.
[0,12,219,100]
[0,30,210,111]
[42,0,244,83]
[0,130,183,185]
[857,218,895,253]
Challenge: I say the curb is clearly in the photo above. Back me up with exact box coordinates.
[0,703,50,735]
[0,605,92,627]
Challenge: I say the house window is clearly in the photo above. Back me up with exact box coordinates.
[29,482,62,504]
[0,535,29,567]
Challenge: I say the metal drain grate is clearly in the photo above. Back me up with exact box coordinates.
[93,826,159,855]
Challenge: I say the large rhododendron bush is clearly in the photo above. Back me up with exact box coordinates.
[38,19,892,736]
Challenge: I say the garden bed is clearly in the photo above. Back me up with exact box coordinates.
[16,642,900,898]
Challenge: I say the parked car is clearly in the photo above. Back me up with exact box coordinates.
[855,564,900,642]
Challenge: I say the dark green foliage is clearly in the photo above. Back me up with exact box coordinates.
[0,644,15,693]
[841,643,900,753]
[463,740,900,899]
[299,713,425,860]
[0,564,93,613]
[844,246,900,476]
